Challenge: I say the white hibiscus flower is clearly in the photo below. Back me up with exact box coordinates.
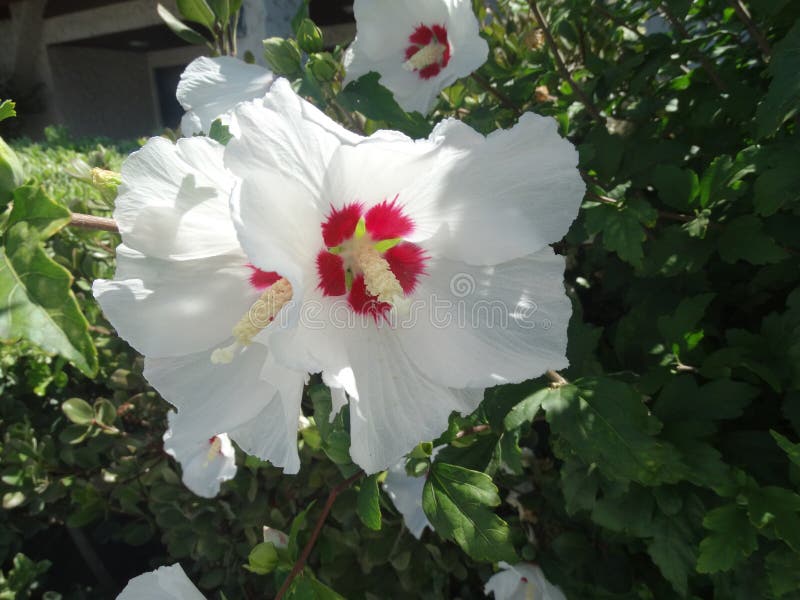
[163,412,237,498]
[343,0,489,114]
[177,56,274,136]
[222,79,583,474]
[92,135,306,479]
[117,564,205,599]
[382,449,443,539]
[484,562,567,600]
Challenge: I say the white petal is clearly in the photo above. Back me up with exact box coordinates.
[484,563,567,600]
[177,56,274,136]
[396,249,571,389]
[382,458,431,538]
[324,114,583,265]
[93,246,257,358]
[344,326,482,473]
[164,412,237,498]
[117,564,205,600]
[227,355,306,473]
[114,136,239,261]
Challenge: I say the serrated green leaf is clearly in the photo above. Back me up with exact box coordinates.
[356,474,382,531]
[756,21,800,137]
[503,391,544,430]
[746,486,800,551]
[0,187,98,376]
[540,378,687,485]
[62,398,94,425]
[647,514,698,596]
[766,547,800,598]
[718,215,788,265]
[584,204,646,267]
[422,463,516,562]
[771,430,800,468]
[697,504,758,573]
[208,119,233,145]
[653,164,700,211]
[157,4,209,46]
[754,164,800,216]
[0,99,16,122]
[560,460,600,515]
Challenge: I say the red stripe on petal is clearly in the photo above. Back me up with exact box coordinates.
[248,265,281,290]
[418,63,441,79]
[442,42,451,68]
[432,25,448,44]
[385,242,427,294]
[408,25,433,45]
[405,45,420,60]
[321,203,363,247]
[316,251,347,296]
[348,275,391,319]
[365,198,414,240]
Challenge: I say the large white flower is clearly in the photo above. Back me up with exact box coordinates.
[223,79,583,474]
[92,135,306,478]
[177,56,274,136]
[484,562,567,600]
[117,564,205,600]
[343,0,489,114]
[163,412,237,498]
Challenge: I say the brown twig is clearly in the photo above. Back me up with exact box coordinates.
[660,4,728,93]
[470,72,516,111]
[728,0,771,60]
[545,370,569,387]
[69,213,119,233]
[275,470,364,599]
[528,0,605,124]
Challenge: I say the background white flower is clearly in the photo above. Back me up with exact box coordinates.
[93,135,306,482]
[343,0,489,114]
[484,562,567,600]
[163,412,237,498]
[117,564,205,599]
[382,449,444,538]
[177,56,274,136]
[225,79,583,474]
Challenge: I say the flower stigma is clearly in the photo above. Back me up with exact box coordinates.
[211,277,293,364]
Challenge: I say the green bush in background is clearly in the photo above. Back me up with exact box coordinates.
[1,0,800,597]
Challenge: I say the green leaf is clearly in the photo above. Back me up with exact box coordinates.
[207,0,229,23]
[176,0,216,28]
[93,398,117,426]
[157,4,209,46]
[647,514,698,596]
[656,293,715,354]
[756,21,800,137]
[208,119,233,145]
[244,542,278,575]
[696,504,758,573]
[766,547,800,598]
[286,574,346,600]
[356,474,382,531]
[0,186,98,376]
[296,18,323,53]
[754,164,800,216]
[422,463,516,562]
[288,502,314,561]
[653,164,700,211]
[718,215,788,265]
[0,137,24,201]
[539,378,686,485]
[338,73,431,138]
[771,431,800,468]
[0,99,16,122]
[62,398,94,425]
[263,37,303,78]
[503,390,544,430]
[746,486,800,551]
[584,204,646,267]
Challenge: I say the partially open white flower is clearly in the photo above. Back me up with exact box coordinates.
[117,564,205,600]
[224,80,583,474]
[343,0,489,114]
[177,56,274,136]
[163,412,236,498]
[484,562,567,600]
[93,135,306,480]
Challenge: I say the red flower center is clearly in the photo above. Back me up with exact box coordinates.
[404,24,452,80]
[316,198,427,318]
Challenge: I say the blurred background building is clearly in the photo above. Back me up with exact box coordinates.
[0,0,355,138]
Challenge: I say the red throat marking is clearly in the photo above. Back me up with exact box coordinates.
[405,24,452,80]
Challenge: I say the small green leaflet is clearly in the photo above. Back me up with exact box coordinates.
[696,504,758,573]
[356,474,382,530]
[0,99,16,123]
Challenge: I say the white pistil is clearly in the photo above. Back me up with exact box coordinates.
[206,436,223,463]
[403,41,446,71]
[211,278,293,365]
[354,242,405,306]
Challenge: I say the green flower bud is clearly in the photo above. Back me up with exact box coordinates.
[308,52,339,82]
[296,18,324,54]
[263,37,303,78]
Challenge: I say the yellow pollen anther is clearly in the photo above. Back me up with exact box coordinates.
[211,278,293,364]
[354,242,404,305]
[403,41,446,71]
